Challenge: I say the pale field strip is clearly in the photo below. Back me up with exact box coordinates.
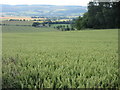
[0,17,47,21]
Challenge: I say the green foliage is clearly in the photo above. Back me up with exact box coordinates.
[2,27,118,88]
[53,24,74,31]
[74,16,83,30]
[74,1,120,29]
[32,22,41,27]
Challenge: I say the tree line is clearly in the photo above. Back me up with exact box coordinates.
[32,21,76,31]
[54,25,75,31]
[74,1,120,30]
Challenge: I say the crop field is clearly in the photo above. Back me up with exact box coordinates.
[0,17,46,21]
[2,25,118,88]
[2,21,34,26]
[2,26,58,33]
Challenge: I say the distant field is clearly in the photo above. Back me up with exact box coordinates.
[0,17,46,21]
[2,21,34,26]
[2,26,58,33]
[2,25,118,88]
[2,21,71,27]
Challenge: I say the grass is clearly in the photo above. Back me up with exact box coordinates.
[2,21,34,26]
[2,25,118,88]
[2,26,58,33]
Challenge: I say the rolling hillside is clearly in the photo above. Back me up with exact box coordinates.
[1,4,87,17]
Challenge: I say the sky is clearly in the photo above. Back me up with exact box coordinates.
[0,0,91,6]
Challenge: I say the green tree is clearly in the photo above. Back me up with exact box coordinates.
[75,16,83,30]
[32,22,40,27]
[74,1,120,29]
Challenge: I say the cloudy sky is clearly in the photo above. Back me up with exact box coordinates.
[1,0,92,6]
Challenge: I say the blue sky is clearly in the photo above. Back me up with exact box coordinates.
[1,0,91,6]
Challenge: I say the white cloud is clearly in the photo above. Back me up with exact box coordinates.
[1,0,91,6]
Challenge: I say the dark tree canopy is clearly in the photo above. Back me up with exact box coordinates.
[32,22,41,27]
[74,1,120,29]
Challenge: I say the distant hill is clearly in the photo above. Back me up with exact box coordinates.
[1,4,87,17]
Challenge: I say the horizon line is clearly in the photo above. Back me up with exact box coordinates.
[1,4,87,6]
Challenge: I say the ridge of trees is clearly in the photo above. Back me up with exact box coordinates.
[74,1,120,29]
[54,25,75,31]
